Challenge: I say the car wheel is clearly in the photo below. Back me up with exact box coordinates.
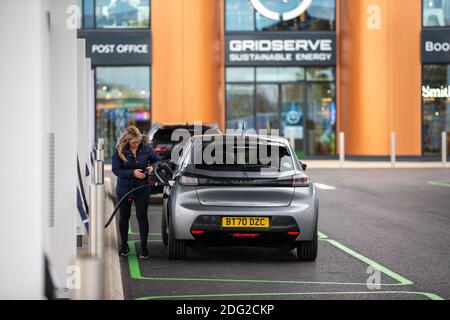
[296,227,318,262]
[161,212,168,246]
[167,215,187,260]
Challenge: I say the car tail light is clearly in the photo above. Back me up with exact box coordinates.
[179,174,199,186]
[191,230,205,235]
[288,231,300,236]
[230,233,261,238]
[154,146,170,153]
[292,174,309,187]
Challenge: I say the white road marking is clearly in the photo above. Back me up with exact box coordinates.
[314,183,336,190]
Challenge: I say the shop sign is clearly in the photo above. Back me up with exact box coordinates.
[226,32,336,66]
[77,30,151,66]
[422,29,450,64]
[422,85,450,99]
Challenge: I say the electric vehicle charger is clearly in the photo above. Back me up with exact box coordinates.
[104,161,174,229]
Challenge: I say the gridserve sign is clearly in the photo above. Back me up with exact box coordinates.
[226,32,336,66]
[226,0,336,66]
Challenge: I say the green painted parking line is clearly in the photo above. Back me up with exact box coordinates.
[324,239,413,286]
[136,291,444,301]
[126,236,411,287]
[318,231,329,240]
[428,181,450,188]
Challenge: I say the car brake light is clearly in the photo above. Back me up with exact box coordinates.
[154,146,170,153]
[292,174,309,187]
[191,230,205,235]
[179,175,199,186]
[288,231,300,236]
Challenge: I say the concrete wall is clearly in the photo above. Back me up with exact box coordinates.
[0,0,78,298]
[0,0,49,299]
[47,0,78,287]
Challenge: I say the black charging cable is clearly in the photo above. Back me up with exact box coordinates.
[104,161,173,229]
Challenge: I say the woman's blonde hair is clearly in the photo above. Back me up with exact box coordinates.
[116,126,142,161]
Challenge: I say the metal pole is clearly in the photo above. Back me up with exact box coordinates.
[391,132,396,167]
[339,132,345,167]
[443,132,447,167]
[94,160,104,185]
[96,139,105,162]
[89,163,105,261]
[87,147,105,299]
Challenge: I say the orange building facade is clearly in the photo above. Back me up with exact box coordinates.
[79,0,450,159]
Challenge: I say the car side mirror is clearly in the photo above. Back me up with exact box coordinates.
[302,163,307,171]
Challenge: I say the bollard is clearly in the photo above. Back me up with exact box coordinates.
[86,157,105,300]
[339,132,345,167]
[94,160,104,185]
[71,257,104,300]
[390,132,396,167]
[89,163,105,262]
[96,139,105,162]
[443,132,447,167]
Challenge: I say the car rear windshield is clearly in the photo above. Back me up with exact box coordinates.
[153,127,216,144]
[188,139,295,173]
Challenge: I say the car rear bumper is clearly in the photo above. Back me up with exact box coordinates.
[189,215,301,247]
[169,184,318,242]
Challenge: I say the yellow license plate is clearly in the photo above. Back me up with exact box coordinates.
[221,217,270,228]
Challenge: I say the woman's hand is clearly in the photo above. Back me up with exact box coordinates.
[146,165,154,174]
[133,169,146,180]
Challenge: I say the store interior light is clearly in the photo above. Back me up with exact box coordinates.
[102,86,108,91]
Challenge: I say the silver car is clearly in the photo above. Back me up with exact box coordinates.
[156,134,318,261]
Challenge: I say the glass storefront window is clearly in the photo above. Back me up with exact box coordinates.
[306,0,336,30]
[256,84,280,131]
[96,67,151,158]
[256,67,305,82]
[226,0,255,31]
[255,0,335,31]
[83,0,95,28]
[225,67,336,156]
[422,64,450,156]
[226,84,255,130]
[226,0,335,32]
[227,67,255,82]
[306,83,336,156]
[96,0,150,28]
[423,0,450,27]
[281,84,306,157]
[306,67,335,81]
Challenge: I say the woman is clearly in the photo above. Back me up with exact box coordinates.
[112,126,161,258]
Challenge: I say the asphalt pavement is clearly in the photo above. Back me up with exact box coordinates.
[116,168,450,300]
